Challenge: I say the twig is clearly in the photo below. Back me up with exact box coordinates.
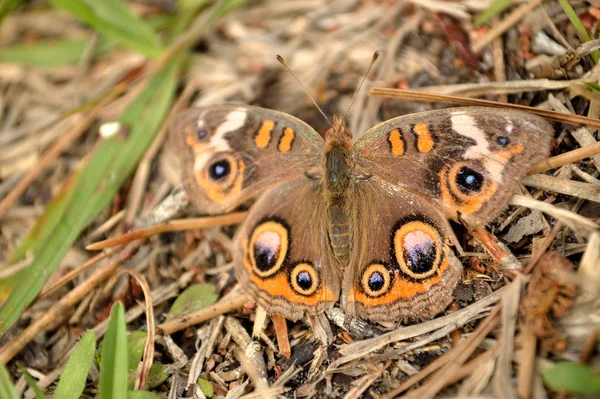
[87,212,247,250]
[158,286,250,335]
[0,240,144,364]
[471,0,545,53]
[369,88,600,129]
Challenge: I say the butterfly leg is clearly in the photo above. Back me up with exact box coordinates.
[469,225,521,270]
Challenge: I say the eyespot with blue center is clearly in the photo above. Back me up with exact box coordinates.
[361,263,391,297]
[208,159,231,181]
[197,128,208,140]
[290,263,319,296]
[497,136,510,146]
[455,166,484,193]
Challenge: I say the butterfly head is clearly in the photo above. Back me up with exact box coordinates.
[326,115,352,143]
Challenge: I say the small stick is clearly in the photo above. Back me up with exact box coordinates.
[528,141,600,175]
[517,327,537,399]
[369,88,600,130]
[271,314,291,359]
[0,240,143,364]
[523,222,563,275]
[471,0,545,53]
[40,250,113,298]
[87,212,247,250]
[158,290,250,335]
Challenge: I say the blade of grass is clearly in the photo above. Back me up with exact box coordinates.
[99,301,128,399]
[47,0,163,58]
[0,363,19,399]
[0,38,115,67]
[557,0,598,62]
[475,0,512,26]
[54,330,96,399]
[0,0,23,25]
[0,55,182,338]
[19,366,48,399]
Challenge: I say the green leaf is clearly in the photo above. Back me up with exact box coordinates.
[127,330,147,373]
[0,38,115,67]
[20,367,47,399]
[585,81,600,93]
[475,0,512,26]
[146,364,168,389]
[46,0,162,58]
[198,378,213,398]
[128,391,162,399]
[542,362,600,396]
[168,284,218,316]
[0,363,18,399]
[54,330,96,399]
[557,0,597,63]
[0,56,182,338]
[99,302,128,399]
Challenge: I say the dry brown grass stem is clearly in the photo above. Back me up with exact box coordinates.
[0,240,144,364]
[87,212,247,250]
[369,88,600,130]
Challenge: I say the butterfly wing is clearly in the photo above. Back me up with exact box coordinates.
[354,107,553,226]
[233,176,341,321]
[169,104,324,214]
[342,177,462,322]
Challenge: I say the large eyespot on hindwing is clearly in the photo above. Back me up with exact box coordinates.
[391,217,444,280]
[289,262,320,296]
[248,219,289,278]
[196,152,246,202]
[360,263,392,298]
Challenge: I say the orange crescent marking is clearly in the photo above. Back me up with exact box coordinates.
[350,258,449,306]
[388,129,405,156]
[278,127,295,152]
[243,257,337,304]
[439,164,498,216]
[413,123,435,153]
[255,120,274,149]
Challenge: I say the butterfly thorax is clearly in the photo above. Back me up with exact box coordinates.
[323,116,355,267]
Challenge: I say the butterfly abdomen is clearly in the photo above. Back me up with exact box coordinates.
[327,201,353,267]
[323,133,355,266]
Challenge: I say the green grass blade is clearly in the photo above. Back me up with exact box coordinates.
[99,301,128,399]
[47,0,162,58]
[0,38,115,67]
[557,0,597,62]
[20,367,48,399]
[54,330,96,399]
[0,0,23,25]
[0,363,19,399]
[0,56,182,338]
[128,391,162,399]
[475,0,512,26]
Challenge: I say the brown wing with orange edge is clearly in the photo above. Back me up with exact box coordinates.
[169,104,324,214]
[354,107,553,226]
[342,176,462,322]
[233,176,341,321]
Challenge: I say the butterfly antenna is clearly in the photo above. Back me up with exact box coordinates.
[276,55,332,127]
[343,50,380,121]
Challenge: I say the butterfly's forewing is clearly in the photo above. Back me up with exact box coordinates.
[354,107,553,226]
[233,176,341,321]
[342,177,462,322]
[169,104,324,214]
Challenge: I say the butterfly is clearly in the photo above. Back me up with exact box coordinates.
[169,104,553,322]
